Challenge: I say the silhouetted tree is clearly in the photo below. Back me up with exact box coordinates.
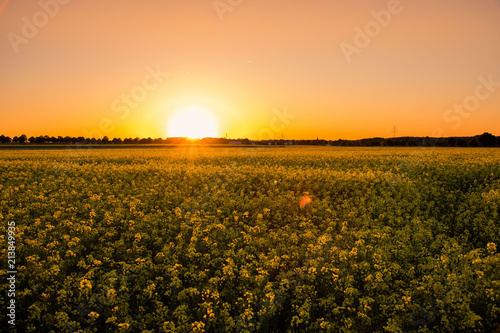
[446,137,457,147]
[383,139,395,147]
[405,139,416,147]
[477,132,496,147]
[0,135,11,144]
[18,134,27,144]
[467,138,479,147]
[456,138,468,147]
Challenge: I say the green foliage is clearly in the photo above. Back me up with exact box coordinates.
[0,147,499,332]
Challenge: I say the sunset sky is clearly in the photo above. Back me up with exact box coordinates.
[1,0,500,140]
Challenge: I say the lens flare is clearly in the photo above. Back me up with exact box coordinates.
[0,0,11,16]
[300,195,312,208]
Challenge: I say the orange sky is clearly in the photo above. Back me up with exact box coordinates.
[1,0,500,140]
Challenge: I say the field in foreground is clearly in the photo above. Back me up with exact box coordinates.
[0,147,499,332]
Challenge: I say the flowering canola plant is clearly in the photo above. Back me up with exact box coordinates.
[0,147,499,332]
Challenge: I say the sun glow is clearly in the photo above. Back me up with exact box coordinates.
[167,106,218,139]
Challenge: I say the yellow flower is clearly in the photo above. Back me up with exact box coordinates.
[88,312,99,320]
[191,321,205,332]
[118,323,130,331]
[79,278,92,290]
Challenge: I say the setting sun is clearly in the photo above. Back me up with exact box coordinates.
[167,106,218,139]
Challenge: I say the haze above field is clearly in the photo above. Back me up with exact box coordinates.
[1,0,500,139]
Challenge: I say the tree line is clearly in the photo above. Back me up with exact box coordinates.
[0,132,498,147]
[0,135,237,145]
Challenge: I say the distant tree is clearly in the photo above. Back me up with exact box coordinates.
[383,139,395,147]
[423,136,434,147]
[456,138,468,147]
[415,138,426,146]
[112,138,122,144]
[18,134,27,144]
[477,132,496,147]
[435,137,447,147]
[0,135,11,144]
[405,138,417,147]
[446,137,457,147]
[467,138,479,147]
[102,136,109,144]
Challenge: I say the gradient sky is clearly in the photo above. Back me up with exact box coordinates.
[1,0,500,140]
